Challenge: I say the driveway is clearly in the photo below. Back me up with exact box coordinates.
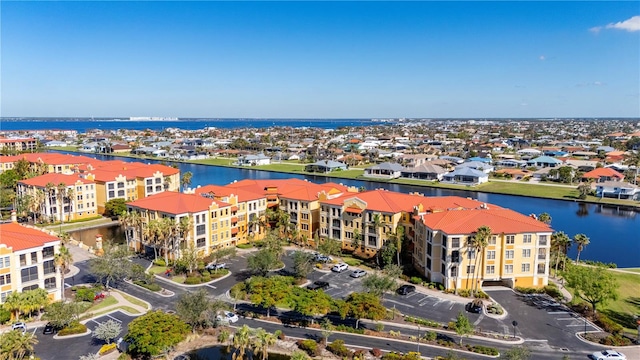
[382,290,470,325]
[311,268,367,299]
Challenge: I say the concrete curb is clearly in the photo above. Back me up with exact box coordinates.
[153,270,233,288]
[53,328,91,339]
[124,279,175,297]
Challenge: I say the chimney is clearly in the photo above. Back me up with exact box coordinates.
[11,210,17,223]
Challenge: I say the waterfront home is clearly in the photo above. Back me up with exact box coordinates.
[398,154,434,167]
[79,142,98,152]
[364,162,404,179]
[413,205,553,290]
[441,167,489,185]
[43,140,67,147]
[595,181,640,200]
[495,159,527,168]
[304,160,348,173]
[456,161,494,174]
[493,168,530,180]
[563,159,598,172]
[439,155,464,164]
[516,148,542,159]
[400,163,447,181]
[527,156,563,168]
[237,153,271,166]
[581,167,624,183]
[0,220,63,304]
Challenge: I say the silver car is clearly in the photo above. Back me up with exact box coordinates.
[350,269,367,278]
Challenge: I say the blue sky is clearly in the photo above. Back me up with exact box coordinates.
[1,1,639,118]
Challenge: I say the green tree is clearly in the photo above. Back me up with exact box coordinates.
[362,271,397,297]
[320,318,335,345]
[551,231,571,274]
[54,244,73,300]
[453,312,473,345]
[253,328,277,360]
[379,240,397,267]
[577,182,592,200]
[0,330,39,360]
[470,225,492,295]
[291,251,315,279]
[346,292,387,328]
[43,301,82,328]
[503,346,531,360]
[247,248,279,277]
[563,264,618,314]
[21,288,49,319]
[124,310,189,357]
[3,292,23,321]
[176,289,214,332]
[232,325,252,360]
[104,198,127,218]
[573,234,590,263]
[181,171,193,191]
[537,212,552,225]
[92,319,122,344]
[317,238,342,257]
[89,244,132,289]
[179,242,199,275]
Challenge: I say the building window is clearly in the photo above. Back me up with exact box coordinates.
[117,182,124,189]
[467,249,475,260]
[19,254,26,266]
[146,186,153,193]
[441,264,446,275]
[466,265,475,274]
[44,277,57,290]
[301,224,309,231]
[523,234,532,243]
[522,249,531,258]
[486,265,495,274]
[212,234,218,242]
[118,190,125,197]
[451,237,460,248]
[108,191,115,198]
[196,238,206,248]
[23,284,39,292]
[155,178,161,184]
[504,265,513,274]
[367,236,376,247]
[539,235,548,246]
[0,274,11,285]
[21,266,39,283]
[427,243,432,256]
[505,250,514,259]
[155,186,162,192]
[43,260,56,275]
[0,256,9,268]
[487,251,495,260]
[506,235,515,244]
[302,213,309,220]
[522,263,530,272]
[108,183,114,190]
[146,179,152,185]
[489,236,497,245]
[537,264,546,274]
[426,258,431,270]
[451,266,458,277]
[42,246,54,259]
[1,291,11,302]
[196,225,206,236]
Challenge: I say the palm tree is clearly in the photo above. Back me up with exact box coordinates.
[54,245,73,300]
[3,292,23,321]
[471,226,492,295]
[56,182,66,224]
[44,182,56,222]
[180,171,193,192]
[129,211,143,252]
[392,226,405,266]
[537,212,552,225]
[623,150,640,185]
[32,189,45,223]
[573,234,590,264]
[253,328,276,360]
[0,330,39,360]
[217,328,231,350]
[370,213,384,266]
[232,325,252,360]
[21,288,48,319]
[178,216,193,256]
[119,211,133,251]
[65,187,75,222]
[551,231,571,274]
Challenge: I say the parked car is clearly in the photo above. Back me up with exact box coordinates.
[465,300,483,313]
[590,350,626,360]
[396,285,416,295]
[350,269,367,278]
[216,311,239,324]
[313,253,332,263]
[12,322,27,333]
[307,281,330,291]
[206,262,227,270]
[331,263,349,273]
[94,292,106,301]
[42,322,60,335]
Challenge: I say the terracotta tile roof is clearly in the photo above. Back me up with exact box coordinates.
[321,189,427,213]
[582,167,624,179]
[421,208,552,234]
[195,184,265,202]
[421,196,499,213]
[127,191,225,214]
[19,173,94,187]
[225,179,347,202]
[0,223,60,251]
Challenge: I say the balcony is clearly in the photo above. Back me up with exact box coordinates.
[538,255,546,260]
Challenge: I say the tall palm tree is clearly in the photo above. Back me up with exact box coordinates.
[177,216,193,258]
[537,212,552,225]
[54,245,73,300]
[551,231,571,274]
[253,328,276,360]
[371,213,384,266]
[3,292,23,321]
[471,226,492,295]
[0,330,39,360]
[56,182,66,224]
[180,171,193,192]
[44,182,56,222]
[573,234,590,263]
[119,211,133,250]
[232,325,252,360]
[65,187,75,222]
[32,189,45,224]
[217,329,231,351]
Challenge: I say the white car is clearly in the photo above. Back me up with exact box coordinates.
[350,269,367,278]
[205,262,226,270]
[591,350,626,360]
[331,263,349,273]
[216,311,239,324]
[12,322,27,333]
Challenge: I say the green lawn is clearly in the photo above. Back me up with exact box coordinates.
[119,292,149,309]
[568,269,640,335]
[620,268,640,274]
[85,295,118,313]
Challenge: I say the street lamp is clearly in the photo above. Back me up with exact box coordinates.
[511,320,518,339]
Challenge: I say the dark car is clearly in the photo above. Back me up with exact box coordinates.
[465,300,483,314]
[42,323,59,335]
[396,285,416,295]
[307,281,330,291]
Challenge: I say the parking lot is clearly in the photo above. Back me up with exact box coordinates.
[383,290,471,325]
[33,311,136,360]
[311,267,367,299]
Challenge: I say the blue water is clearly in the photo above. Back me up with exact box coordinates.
[57,151,640,267]
[0,118,380,132]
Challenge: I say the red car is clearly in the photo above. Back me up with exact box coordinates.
[94,292,105,301]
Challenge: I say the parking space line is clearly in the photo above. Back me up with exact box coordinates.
[385,299,415,308]
[547,311,569,315]
[107,315,122,322]
[556,318,576,321]
[206,284,217,289]
[566,324,588,327]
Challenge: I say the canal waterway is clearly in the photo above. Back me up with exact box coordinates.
[61,152,639,267]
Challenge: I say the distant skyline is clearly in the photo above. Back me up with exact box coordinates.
[1,1,639,118]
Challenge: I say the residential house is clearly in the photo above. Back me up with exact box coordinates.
[595,181,640,200]
[364,162,405,179]
[527,156,563,168]
[441,167,489,185]
[456,161,494,174]
[581,168,624,183]
[237,153,271,166]
[0,221,62,303]
[401,163,447,181]
[304,160,348,173]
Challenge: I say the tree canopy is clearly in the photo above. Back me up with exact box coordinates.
[563,264,618,314]
[124,310,189,357]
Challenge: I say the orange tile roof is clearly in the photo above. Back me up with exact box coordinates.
[19,173,94,187]
[225,179,347,202]
[582,167,624,179]
[421,208,552,235]
[127,191,227,214]
[0,223,60,251]
[195,184,265,202]
[421,196,499,213]
[321,189,427,213]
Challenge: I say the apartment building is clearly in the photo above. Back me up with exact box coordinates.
[17,173,98,222]
[413,206,552,290]
[126,191,233,257]
[0,137,38,153]
[0,221,62,304]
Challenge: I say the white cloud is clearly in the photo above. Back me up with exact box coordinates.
[591,15,640,33]
[539,55,546,61]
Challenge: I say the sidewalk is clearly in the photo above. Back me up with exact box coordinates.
[548,277,573,302]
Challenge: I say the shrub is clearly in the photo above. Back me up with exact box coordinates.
[327,339,352,358]
[389,330,401,337]
[275,330,285,340]
[543,285,563,300]
[335,324,365,334]
[153,259,166,267]
[471,345,499,355]
[75,288,96,302]
[236,243,253,249]
[133,280,161,292]
[474,290,489,299]
[210,269,229,278]
[354,349,367,360]
[375,323,385,332]
[381,352,403,360]
[596,313,623,335]
[58,322,88,336]
[201,274,211,282]
[423,331,437,341]
[409,277,422,284]
[443,289,455,294]
[0,308,11,324]
[343,258,362,266]
[184,276,201,285]
[458,289,471,297]
[99,343,117,355]
[296,339,319,356]
[404,316,441,328]
[371,348,383,357]
[601,334,631,346]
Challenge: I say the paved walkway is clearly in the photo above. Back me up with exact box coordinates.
[548,277,573,302]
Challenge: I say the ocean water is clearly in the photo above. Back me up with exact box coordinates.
[0,118,381,132]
